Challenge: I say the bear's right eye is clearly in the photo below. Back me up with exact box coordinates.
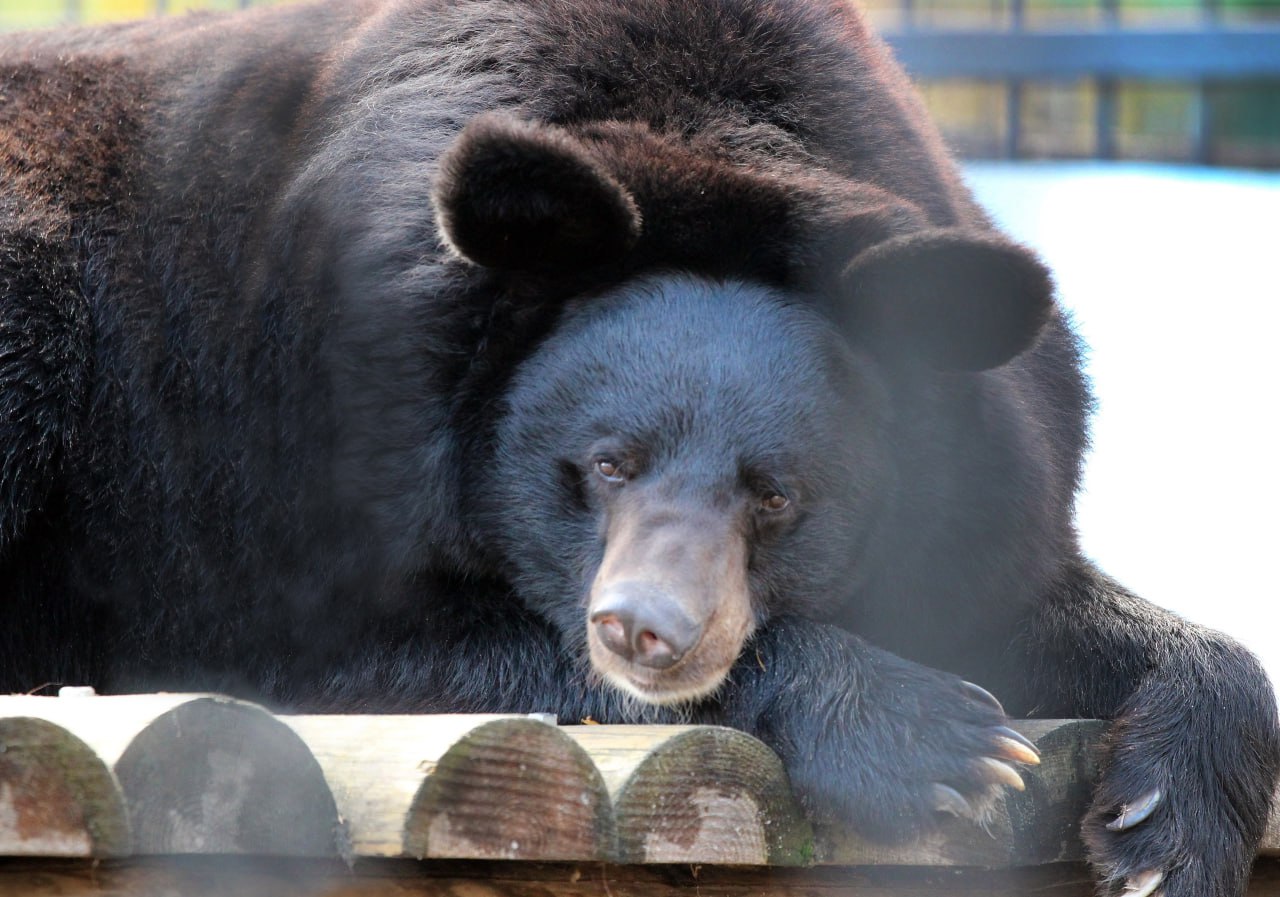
[760,492,790,513]
[595,458,626,483]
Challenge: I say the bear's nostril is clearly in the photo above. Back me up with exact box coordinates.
[635,629,680,669]
[593,612,634,660]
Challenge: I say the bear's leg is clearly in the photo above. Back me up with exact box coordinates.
[1014,558,1280,897]
[690,617,1039,842]
[0,223,89,545]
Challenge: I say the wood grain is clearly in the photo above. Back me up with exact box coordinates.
[4,698,1278,874]
[0,694,339,857]
[10,857,1280,897]
[565,725,812,865]
[286,714,612,862]
[0,717,129,857]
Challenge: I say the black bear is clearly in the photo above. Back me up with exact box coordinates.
[1,1,1275,895]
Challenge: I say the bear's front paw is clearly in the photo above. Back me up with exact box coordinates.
[780,672,1040,842]
[1083,717,1271,897]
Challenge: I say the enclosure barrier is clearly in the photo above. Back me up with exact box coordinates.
[1,693,1279,895]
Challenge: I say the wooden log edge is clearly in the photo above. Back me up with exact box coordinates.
[406,717,614,862]
[0,717,129,858]
[114,697,340,856]
[567,724,814,865]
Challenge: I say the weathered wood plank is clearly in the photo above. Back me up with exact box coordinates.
[0,694,338,857]
[0,717,129,857]
[6,857,1280,897]
[564,725,813,865]
[5,699,1277,870]
[0,857,1103,897]
[285,714,613,862]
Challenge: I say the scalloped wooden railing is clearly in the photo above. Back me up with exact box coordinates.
[1,693,1277,895]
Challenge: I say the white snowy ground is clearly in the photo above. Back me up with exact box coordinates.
[965,162,1280,690]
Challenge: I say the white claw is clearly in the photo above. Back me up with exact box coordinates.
[1107,788,1163,831]
[931,783,973,817]
[1122,868,1164,897]
[977,756,1026,791]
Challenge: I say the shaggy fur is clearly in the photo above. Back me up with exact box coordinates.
[1,2,1276,894]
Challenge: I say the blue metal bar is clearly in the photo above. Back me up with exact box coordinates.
[1096,77,1117,159]
[1005,80,1023,159]
[884,29,1280,80]
[1194,82,1214,164]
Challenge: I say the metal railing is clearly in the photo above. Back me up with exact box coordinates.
[882,1,1280,163]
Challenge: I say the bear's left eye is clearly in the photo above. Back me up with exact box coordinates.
[759,492,790,513]
[595,458,627,483]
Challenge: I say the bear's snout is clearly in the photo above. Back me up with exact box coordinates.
[590,581,705,669]
[586,495,755,705]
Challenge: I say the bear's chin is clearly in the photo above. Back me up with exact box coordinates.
[601,667,731,708]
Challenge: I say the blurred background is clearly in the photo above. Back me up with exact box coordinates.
[2,0,1278,684]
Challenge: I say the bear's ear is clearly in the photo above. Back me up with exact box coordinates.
[433,113,642,271]
[839,230,1055,372]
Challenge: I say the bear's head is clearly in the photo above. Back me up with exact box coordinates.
[436,114,1054,706]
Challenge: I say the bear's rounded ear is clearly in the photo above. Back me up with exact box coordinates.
[839,230,1055,371]
[433,113,642,271]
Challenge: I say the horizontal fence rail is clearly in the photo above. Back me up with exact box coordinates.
[885,28,1280,80]
[881,18,1280,164]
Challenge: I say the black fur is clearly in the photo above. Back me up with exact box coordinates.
[0,2,1275,894]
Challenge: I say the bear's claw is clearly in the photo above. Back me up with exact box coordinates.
[1123,868,1165,897]
[931,783,974,816]
[931,723,1040,821]
[975,755,1028,791]
[960,680,1006,714]
[992,726,1041,765]
[1107,787,1163,831]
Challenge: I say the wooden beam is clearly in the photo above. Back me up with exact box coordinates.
[565,725,813,865]
[0,717,129,857]
[0,694,339,857]
[284,714,613,862]
[14,856,1280,897]
[4,697,1279,870]
[0,857,1115,897]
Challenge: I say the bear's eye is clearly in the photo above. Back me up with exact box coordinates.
[595,458,626,483]
[760,492,790,513]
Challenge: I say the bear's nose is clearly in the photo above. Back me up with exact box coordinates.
[590,582,704,670]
